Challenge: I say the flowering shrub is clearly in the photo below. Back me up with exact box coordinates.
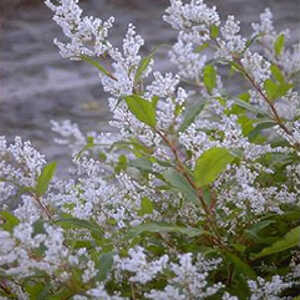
[1,0,300,298]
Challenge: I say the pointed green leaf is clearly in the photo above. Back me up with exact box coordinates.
[234,98,269,116]
[194,147,235,187]
[128,222,207,239]
[36,284,52,300]
[203,64,217,94]
[179,102,205,132]
[129,158,153,172]
[115,155,128,174]
[246,220,276,244]
[237,115,255,136]
[25,282,44,300]
[239,92,251,102]
[81,55,113,79]
[76,136,95,159]
[125,95,156,127]
[135,56,152,83]
[210,24,219,39]
[254,226,300,259]
[32,219,47,237]
[248,121,276,141]
[242,33,261,54]
[138,197,154,216]
[151,95,159,110]
[270,64,285,84]
[163,168,198,203]
[274,34,285,57]
[45,289,73,300]
[134,45,163,83]
[0,211,20,232]
[55,218,103,237]
[194,43,209,53]
[264,79,279,100]
[96,252,114,281]
[264,79,293,100]
[225,252,256,279]
[35,162,57,197]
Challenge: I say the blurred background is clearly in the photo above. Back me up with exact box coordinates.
[0,0,299,173]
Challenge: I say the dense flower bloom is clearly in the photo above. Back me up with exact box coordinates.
[0,0,299,298]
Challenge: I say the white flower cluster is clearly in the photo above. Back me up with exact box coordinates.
[45,0,114,59]
[163,0,220,43]
[0,0,300,298]
[241,51,271,85]
[0,137,46,207]
[275,121,300,154]
[170,39,208,80]
[252,8,274,36]
[115,246,169,284]
[100,24,146,98]
[146,253,223,299]
[248,276,293,300]
[164,0,218,81]
[251,7,300,77]
[216,15,246,60]
[0,223,68,279]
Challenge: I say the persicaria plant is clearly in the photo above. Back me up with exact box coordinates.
[1,0,300,298]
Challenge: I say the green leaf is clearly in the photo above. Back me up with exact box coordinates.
[254,226,300,259]
[277,209,300,221]
[163,168,198,204]
[237,115,255,136]
[46,289,74,300]
[128,222,207,239]
[129,158,153,172]
[246,220,276,243]
[32,219,47,237]
[134,48,159,84]
[25,282,46,300]
[36,284,52,300]
[194,147,235,187]
[270,64,285,84]
[155,159,173,168]
[179,102,205,132]
[264,79,279,100]
[274,34,285,57]
[0,211,20,232]
[135,56,153,83]
[35,162,57,197]
[278,82,293,98]
[55,218,103,237]
[232,243,247,254]
[248,121,277,141]
[115,155,128,174]
[225,252,256,279]
[242,33,261,54]
[264,79,293,100]
[75,136,94,159]
[98,152,107,162]
[96,252,114,281]
[125,95,157,127]
[151,95,159,111]
[210,24,219,39]
[234,98,269,116]
[239,92,251,102]
[194,43,209,53]
[138,197,153,216]
[81,55,113,79]
[203,64,217,94]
